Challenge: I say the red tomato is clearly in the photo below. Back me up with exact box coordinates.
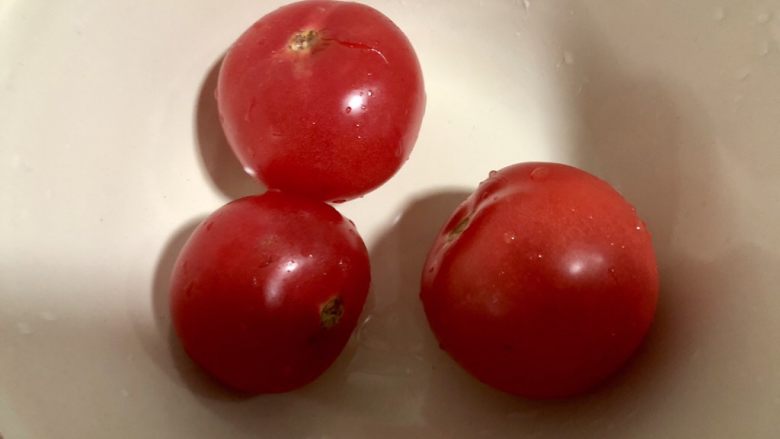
[420,163,659,399]
[170,192,370,394]
[217,0,426,202]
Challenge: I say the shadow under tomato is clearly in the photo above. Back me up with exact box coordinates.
[559,11,780,438]
[138,55,269,403]
[412,4,780,438]
[305,190,469,428]
[195,56,265,200]
[157,192,471,437]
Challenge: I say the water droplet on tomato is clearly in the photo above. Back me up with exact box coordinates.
[530,167,549,181]
[488,170,497,177]
[537,253,543,259]
[345,106,352,113]
[367,90,374,96]
[360,105,367,110]
[205,222,213,231]
[608,267,617,281]
[503,232,516,243]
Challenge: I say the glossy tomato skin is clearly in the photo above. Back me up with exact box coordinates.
[170,191,370,394]
[420,163,659,399]
[217,0,426,202]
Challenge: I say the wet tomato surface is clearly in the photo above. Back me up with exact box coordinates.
[421,162,659,399]
[170,191,370,393]
[217,0,426,202]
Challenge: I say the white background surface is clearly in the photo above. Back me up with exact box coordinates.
[2,0,780,437]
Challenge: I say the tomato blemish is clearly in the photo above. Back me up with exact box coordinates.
[289,30,320,52]
[320,296,344,329]
[447,215,471,242]
[333,39,389,64]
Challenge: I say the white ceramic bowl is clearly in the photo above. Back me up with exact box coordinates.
[2,1,780,437]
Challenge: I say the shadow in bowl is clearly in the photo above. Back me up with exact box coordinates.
[413,4,765,438]
[560,7,780,436]
[320,190,470,428]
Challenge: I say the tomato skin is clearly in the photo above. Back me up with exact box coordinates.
[217,0,426,202]
[420,163,659,399]
[170,192,370,394]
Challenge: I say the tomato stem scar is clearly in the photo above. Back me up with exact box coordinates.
[320,296,344,328]
[289,30,319,51]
